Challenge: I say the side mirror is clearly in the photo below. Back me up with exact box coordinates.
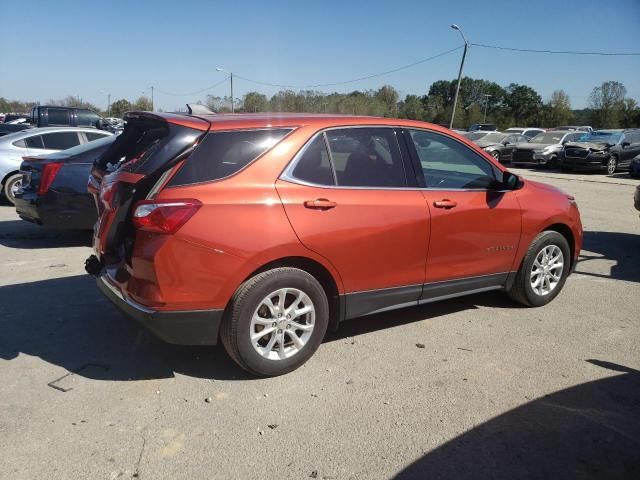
[96,119,105,130]
[502,140,510,146]
[622,141,630,148]
[499,171,522,190]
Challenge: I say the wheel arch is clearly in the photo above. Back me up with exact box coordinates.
[240,256,343,332]
[1,169,20,188]
[543,223,576,268]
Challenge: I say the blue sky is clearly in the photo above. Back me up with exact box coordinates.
[1,0,639,111]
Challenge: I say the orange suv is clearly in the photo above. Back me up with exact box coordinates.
[86,112,583,376]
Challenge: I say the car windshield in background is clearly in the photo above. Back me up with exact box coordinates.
[464,132,490,141]
[530,133,563,144]
[55,134,115,156]
[577,132,623,144]
[478,133,507,143]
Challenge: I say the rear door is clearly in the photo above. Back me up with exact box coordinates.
[404,128,521,297]
[276,127,430,319]
[621,132,640,167]
[40,131,82,154]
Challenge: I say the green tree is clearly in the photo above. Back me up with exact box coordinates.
[620,98,639,128]
[374,85,399,116]
[242,92,268,112]
[542,90,573,127]
[109,99,132,118]
[504,84,542,126]
[588,81,627,128]
[399,94,425,120]
[133,96,153,111]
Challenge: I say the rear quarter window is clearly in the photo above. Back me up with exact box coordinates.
[168,128,292,186]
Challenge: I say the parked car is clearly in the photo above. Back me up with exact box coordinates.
[15,135,115,229]
[0,127,112,204]
[0,106,116,137]
[635,184,640,214]
[2,114,30,124]
[471,132,529,163]
[504,127,545,139]
[463,131,493,141]
[0,123,32,138]
[468,123,497,132]
[559,129,640,174]
[85,112,583,377]
[550,126,593,133]
[629,154,640,178]
[512,130,584,168]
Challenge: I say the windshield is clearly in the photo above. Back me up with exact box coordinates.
[477,133,507,143]
[464,132,490,141]
[530,132,564,144]
[576,131,623,144]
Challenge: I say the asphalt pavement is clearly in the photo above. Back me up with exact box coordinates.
[0,167,638,480]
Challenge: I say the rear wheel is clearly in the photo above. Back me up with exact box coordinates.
[3,173,22,205]
[508,231,571,307]
[607,155,618,175]
[220,267,329,376]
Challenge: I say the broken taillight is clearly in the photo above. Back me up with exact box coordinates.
[132,199,202,234]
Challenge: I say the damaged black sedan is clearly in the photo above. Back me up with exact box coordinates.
[559,129,640,174]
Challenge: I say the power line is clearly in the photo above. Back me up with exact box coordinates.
[471,42,640,56]
[233,46,463,89]
[156,75,231,96]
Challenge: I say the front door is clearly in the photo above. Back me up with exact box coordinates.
[404,129,521,298]
[276,127,430,319]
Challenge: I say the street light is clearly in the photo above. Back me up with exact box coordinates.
[449,24,469,130]
[483,94,492,122]
[216,67,234,113]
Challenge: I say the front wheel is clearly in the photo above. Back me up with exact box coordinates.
[3,173,22,205]
[546,156,558,170]
[220,267,329,376]
[508,231,571,307]
[491,151,501,161]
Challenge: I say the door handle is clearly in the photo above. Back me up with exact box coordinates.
[304,198,337,210]
[433,199,457,209]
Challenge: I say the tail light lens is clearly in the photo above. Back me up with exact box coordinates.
[132,199,202,234]
[38,162,63,195]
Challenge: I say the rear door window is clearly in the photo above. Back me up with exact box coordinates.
[84,131,111,142]
[169,128,292,186]
[326,127,407,187]
[41,131,82,150]
[76,110,101,127]
[47,109,71,126]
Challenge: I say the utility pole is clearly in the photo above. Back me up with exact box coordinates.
[449,24,469,130]
[483,94,492,122]
[151,86,154,111]
[107,93,111,117]
[230,73,234,113]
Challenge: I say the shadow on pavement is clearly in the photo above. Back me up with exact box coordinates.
[393,360,640,480]
[0,274,519,382]
[0,219,91,249]
[576,231,640,283]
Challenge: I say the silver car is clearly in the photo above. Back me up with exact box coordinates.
[0,127,112,204]
[511,130,583,169]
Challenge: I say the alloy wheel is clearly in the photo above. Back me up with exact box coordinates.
[607,156,617,175]
[250,288,315,360]
[530,245,564,296]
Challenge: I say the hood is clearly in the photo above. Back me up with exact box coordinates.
[565,141,611,151]
[475,140,499,148]
[515,142,559,151]
[525,179,569,196]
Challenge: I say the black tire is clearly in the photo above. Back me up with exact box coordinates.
[491,151,500,161]
[3,173,21,205]
[220,267,329,377]
[508,231,571,307]
[607,155,618,175]
[546,155,558,170]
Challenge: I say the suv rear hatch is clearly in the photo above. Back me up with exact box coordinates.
[87,112,211,276]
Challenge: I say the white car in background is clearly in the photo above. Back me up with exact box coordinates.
[505,127,546,139]
[0,127,112,204]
